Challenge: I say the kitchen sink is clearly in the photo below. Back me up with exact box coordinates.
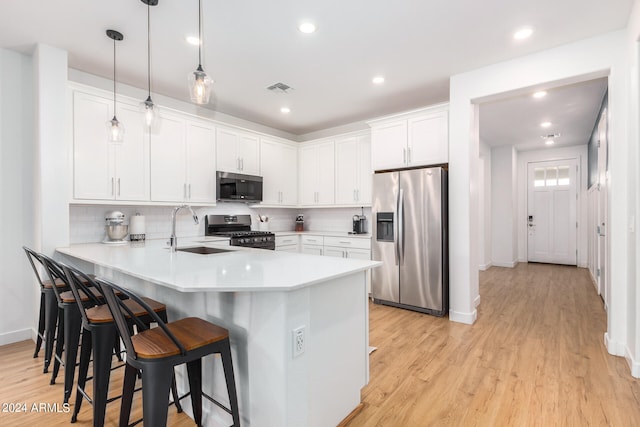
[176,246,232,255]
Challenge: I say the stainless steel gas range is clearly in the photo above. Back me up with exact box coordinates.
[204,214,275,250]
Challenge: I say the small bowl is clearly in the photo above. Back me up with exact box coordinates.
[106,224,129,241]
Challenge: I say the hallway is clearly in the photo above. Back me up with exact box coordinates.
[348,263,640,426]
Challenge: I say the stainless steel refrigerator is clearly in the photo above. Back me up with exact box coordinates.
[371,167,448,316]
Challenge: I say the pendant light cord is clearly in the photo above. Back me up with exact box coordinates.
[147,1,151,98]
[198,0,202,67]
[113,36,117,116]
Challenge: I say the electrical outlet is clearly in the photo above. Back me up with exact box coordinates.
[293,325,306,358]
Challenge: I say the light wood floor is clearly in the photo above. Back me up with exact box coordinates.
[2,263,639,426]
[348,263,640,426]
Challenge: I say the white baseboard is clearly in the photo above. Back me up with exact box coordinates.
[474,295,481,308]
[492,260,518,268]
[604,332,625,357]
[0,328,33,346]
[625,346,640,378]
[478,262,492,271]
[449,308,477,325]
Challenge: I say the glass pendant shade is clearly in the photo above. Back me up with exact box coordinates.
[107,116,125,142]
[188,65,213,104]
[140,95,160,130]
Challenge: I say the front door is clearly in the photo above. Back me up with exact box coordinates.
[527,159,578,265]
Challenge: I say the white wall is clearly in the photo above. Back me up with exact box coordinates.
[478,140,492,270]
[516,145,589,267]
[0,48,35,345]
[491,146,519,267]
[449,30,629,350]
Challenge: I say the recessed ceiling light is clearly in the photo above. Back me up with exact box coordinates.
[513,27,534,40]
[280,107,291,114]
[545,139,555,145]
[298,22,316,34]
[372,76,385,84]
[533,91,547,99]
[540,121,552,128]
[186,36,200,46]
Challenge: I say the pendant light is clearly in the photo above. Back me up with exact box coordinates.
[106,29,125,142]
[187,0,213,104]
[140,0,159,130]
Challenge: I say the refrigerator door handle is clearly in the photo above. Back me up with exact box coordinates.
[398,188,405,266]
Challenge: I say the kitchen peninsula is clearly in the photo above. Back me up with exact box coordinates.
[56,240,380,427]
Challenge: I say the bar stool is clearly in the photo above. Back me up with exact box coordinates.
[61,263,183,427]
[97,277,241,427]
[39,254,111,404]
[23,246,68,372]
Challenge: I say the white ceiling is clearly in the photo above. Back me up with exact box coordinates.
[479,77,608,151]
[0,0,632,136]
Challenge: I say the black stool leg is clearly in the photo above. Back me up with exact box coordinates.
[141,362,174,427]
[63,305,82,403]
[34,292,46,358]
[171,370,183,413]
[71,328,92,423]
[92,323,117,427]
[186,359,203,427]
[119,364,137,427]
[221,341,241,427]
[50,307,65,384]
[43,290,58,373]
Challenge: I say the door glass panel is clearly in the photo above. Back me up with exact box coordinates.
[534,168,545,187]
[546,167,557,186]
[558,166,570,185]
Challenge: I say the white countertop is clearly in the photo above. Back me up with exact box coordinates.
[56,239,380,293]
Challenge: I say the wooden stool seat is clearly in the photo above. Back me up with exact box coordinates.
[86,297,167,323]
[131,317,229,359]
[59,286,103,303]
[42,277,67,289]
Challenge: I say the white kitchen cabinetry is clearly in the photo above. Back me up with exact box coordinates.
[275,235,299,253]
[300,235,324,256]
[299,141,335,206]
[335,134,372,206]
[369,105,448,171]
[73,91,149,201]
[150,110,216,203]
[216,127,260,175]
[323,236,371,259]
[260,138,298,206]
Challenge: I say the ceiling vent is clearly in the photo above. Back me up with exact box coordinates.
[540,133,561,139]
[267,82,294,94]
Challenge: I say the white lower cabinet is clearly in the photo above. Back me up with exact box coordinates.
[300,235,324,256]
[275,235,299,252]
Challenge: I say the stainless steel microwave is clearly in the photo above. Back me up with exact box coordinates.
[216,171,263,203]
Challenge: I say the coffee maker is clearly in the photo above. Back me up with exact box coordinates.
[352,208,367,234]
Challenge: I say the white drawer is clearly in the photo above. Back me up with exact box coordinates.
[323,236,371,249]
[301,235,324,245]
[276,235,299,247]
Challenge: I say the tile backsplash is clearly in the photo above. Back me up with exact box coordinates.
[69,204,372,244]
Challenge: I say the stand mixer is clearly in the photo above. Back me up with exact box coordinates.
[103,211,129,244]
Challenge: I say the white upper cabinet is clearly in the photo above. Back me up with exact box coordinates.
[335,133,372,206]
[260,137,298,206]
[216,127,260,175]
[73,90,149,201]
[299,140,335,206]
[150,110,216,204]
[369,105,448,171]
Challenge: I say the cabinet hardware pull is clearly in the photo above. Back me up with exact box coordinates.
[111,177,115,196]
[339,241,351,244]
[241,158,244,170]
[403,148,406,164]
[188,184,192,199]
[117,178,121,196]
[407,147,412,164]
[184,183,187,199]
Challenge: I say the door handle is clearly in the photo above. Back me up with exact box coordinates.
[184,183,187,199]
[403,148,407,164]
[407,147,412,164]
[188,184,192,199]
[111,177,115,196]
[117,178,121,197]
[398,188,404,266]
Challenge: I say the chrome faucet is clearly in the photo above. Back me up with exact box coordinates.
[169,205,199,252]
